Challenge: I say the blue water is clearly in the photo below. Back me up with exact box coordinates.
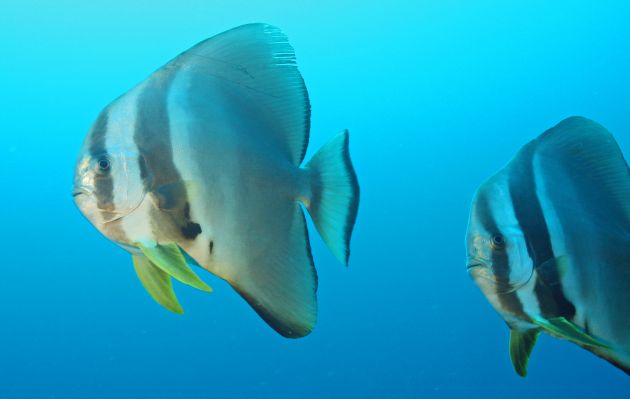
[2,1,629,397]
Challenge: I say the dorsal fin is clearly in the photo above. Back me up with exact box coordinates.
[533,116,630,234]
[165,23,310,165]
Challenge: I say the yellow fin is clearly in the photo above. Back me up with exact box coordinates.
[132,254,184,314]
[137,241,212,293]
[533,316,610,349]
[509,328,540,377]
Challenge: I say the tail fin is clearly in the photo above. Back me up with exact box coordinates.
[303,130,360,265]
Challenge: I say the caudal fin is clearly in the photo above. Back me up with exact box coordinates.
[303,130,360,265]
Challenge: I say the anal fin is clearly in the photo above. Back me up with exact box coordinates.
[216,204,318,338]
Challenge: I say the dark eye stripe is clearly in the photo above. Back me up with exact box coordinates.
[475,192,526,318]
[88,110,115,211]
[475,194,510,278]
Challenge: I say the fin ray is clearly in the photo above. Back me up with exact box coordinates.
[214,205,318,338]
[169,23,310,165]
[534,116,630,233]
[304,130,360,265]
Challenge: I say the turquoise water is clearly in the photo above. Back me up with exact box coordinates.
[2,1,629,397]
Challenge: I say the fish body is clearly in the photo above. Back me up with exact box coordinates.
[73,24,360,338]
[466,116,630,376]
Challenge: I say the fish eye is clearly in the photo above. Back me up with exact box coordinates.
[96,157,111,173]
[491,234,506,250]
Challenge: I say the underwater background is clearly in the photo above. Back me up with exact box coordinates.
[1,1,629,397]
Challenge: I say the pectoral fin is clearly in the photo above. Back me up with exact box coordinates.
[137,241,212,293]
[151,181,199,211]
[533,316,610,349]
[132,254,183,314]
[509,329,540,377]
[536,256,569,286]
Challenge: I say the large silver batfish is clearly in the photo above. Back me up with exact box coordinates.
[466,117,630,376]
[73,24,360,338]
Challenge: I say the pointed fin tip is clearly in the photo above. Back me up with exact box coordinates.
[231,283,315,339]
[167,303,185,315]
[197,282,213,293]
[132,254,186,315]
[218,208,317,339]
[509,329,540,378]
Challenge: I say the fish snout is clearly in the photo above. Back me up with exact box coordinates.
[466,260,484,270]
[466,259,495,284]
[466,253,489,270]
[71,183,93,199]
[72,189,87,198]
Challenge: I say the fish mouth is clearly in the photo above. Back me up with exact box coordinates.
[72,188,92,198]
[466,260,499,287]
[466,258,486,270]
[467,262,525,295]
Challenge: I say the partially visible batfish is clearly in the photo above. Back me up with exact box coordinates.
[73,23,360,338]
[466,116,630,376]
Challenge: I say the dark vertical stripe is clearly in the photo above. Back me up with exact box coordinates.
[475,192,526,318]
[134,76,179,191]
[88,110,115,212]
[138,154,149,183]
[508,144,576,319]
[88,109,109,156]
[134,72,201,241]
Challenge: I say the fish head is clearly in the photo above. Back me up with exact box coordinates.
[466,175,534,317]
[73,140,148,229]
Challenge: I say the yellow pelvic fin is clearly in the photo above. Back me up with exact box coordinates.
[137,241,212,293]
[509,328,540,377]
[533,316,610,349]
[132,254,183,314]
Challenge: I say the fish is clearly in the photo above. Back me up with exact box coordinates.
[72,23,360,338]
[466,116,630,376]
